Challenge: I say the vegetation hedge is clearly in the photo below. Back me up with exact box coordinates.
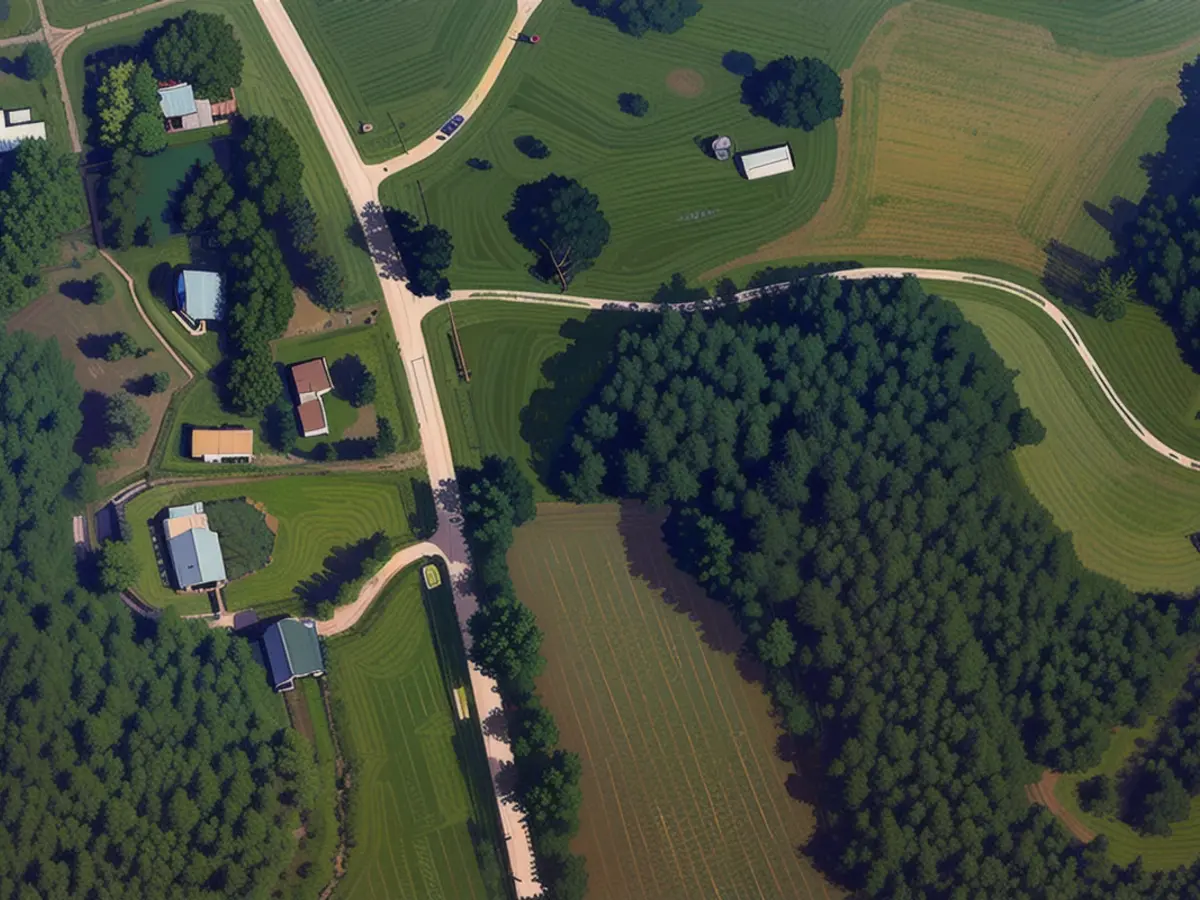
[204,498,275,580]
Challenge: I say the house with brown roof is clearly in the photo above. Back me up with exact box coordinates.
[190,428,254,463]
[289,358,334,437]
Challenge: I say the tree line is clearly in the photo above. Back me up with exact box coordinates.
[459,457,588,900]
[541,274,1200,898]
[0,329,320,899]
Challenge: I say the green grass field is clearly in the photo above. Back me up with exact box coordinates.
[326,564,504,900]
[510,502,837,900]
[422,300,636,499]
[61,2,380,307]
[0,47,72,151]
[0,0,38,37]
[283,0,514,163]
[43,0,156,27]
[123,471,430,614]
[379,0,846,299]
[943,282,1200,593]
[134,138,220,244]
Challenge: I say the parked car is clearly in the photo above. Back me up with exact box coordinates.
[440,114,465,137]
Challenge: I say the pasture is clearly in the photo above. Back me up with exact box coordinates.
[62,2,381,308]
[283,0,515,163]
[122,471,430,615]
[326,564,504,900]
[8,240,187,484]
[42,0,155,27]
[944,282,1200,593]
[0,0,38,39]
[0,46,72,149]
[509,502,836,900]
[422,299,637,499]
[714,2,1198,283]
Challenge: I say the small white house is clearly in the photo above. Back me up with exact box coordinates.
[737,144,795,181]
[0,108,46,153]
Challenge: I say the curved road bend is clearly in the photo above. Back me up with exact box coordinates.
[447,269,1200,472]
[253,0,543,893]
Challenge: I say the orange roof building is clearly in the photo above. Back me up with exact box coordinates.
[190,428,254,462]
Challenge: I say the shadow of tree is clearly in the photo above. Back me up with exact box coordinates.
[519,310,645,492]
[60,279,94,304]
[74,390,111,462]
[1042,239,1103,313]
[294,533,386,610]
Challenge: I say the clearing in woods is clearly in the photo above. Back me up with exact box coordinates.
[508,502,838,900]
[709,1,1200,282]
[282,0,516,163]
[325,565,505,900]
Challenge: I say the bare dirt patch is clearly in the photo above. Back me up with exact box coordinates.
[283,291,379,338]
[342,403,377,439]
[707,1,1199,281]
[1026,770,1095,843]
[666,67,705,98]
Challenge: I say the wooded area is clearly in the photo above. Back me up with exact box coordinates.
[0,331,317,898]
[548,275,1200,897]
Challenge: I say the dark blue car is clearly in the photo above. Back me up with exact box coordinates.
[440,114,465,137]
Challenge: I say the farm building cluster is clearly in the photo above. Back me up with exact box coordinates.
[157,82,237,134]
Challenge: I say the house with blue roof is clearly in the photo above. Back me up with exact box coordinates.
[176,270,223,331]
[162,502,227,590]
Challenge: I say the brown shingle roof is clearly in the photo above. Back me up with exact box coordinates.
[191,428,253,458]
[290,358,332,396]
[297,399,327,435]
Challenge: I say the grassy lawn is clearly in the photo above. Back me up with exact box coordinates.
[712,2,1198,286]
[1052,648,1200,869]
[944,282,1200,593]
[275,316,419,454]
[0,47,72,151]
[278,677,339,899]
[123,471,431,615]
[326,564,504,900]
[61,0,381,308]
[0,0,38,37]
[510,502,837,900]
[43,0,156,27]
[1060,96,1176,260]
[422,300,637,500]
[283,0,515,163]
[378,0,846,299]
[9,239,188,485]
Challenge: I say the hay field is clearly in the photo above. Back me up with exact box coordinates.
[422,300,637,499]
[710,1,1198,282]
[942,282,1200,593]
[122,472,426,614]
[62,2,381,307]
[283,0,515,163]
[510,502,838,900]
[326,565,499,900]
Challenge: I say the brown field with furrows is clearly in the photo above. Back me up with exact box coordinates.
[509,502,839,900]
[708,1,1199,280]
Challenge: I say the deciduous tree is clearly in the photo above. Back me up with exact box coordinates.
[151,11,244,100]
[741,55,844,130]
[506,175,611,290]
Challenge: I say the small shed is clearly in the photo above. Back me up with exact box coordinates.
[737,144,795,181]
[176,270,224,327]
[262,618,325,692]
[191,428,254,463]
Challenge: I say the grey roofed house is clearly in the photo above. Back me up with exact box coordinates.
[162,502,228,589]
[176,270,224,326]
[158,83,198,119]
[262,618,325,691]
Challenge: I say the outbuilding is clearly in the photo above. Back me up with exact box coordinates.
[0,108,47,153]
[190,428,254,463]
[262,618,325,692]
[737,143,795,181]
[176,270,224,330]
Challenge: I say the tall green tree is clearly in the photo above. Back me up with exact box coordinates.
[506,174,611,290]
[741,55,844,130]
[1090,266,1135,321]
[227,346,282,416]
[151,11,244,100]
[21,41,53,81]
[574,0,701,36]
[98,539,140,591]
[105,390,150,449]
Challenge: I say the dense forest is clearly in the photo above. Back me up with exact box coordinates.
[549,275,1197,898]
[0,330,318,898]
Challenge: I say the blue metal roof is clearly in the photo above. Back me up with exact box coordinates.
[168,501,205,518]
[178,270,223,322]
[261,619,324,690]
[167,524,227,588]
[158,84,197,119]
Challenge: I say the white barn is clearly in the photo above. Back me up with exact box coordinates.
[0,109,46,153]
[737,144,794,181]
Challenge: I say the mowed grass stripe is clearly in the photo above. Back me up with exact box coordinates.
[512,503,836,900]
[328,568,490,900]
[940,283,1200,592]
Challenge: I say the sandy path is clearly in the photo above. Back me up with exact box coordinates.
[1026,771,1096,842]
